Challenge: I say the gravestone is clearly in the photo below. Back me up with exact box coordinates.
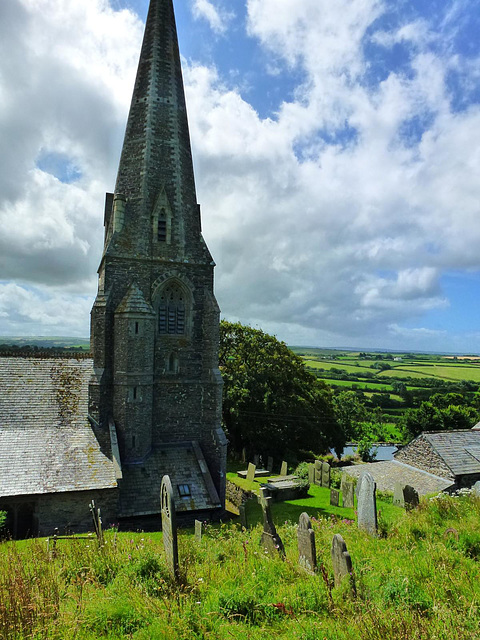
[342,478,355,509]
[473,481,480,496]
[195,520,202,542]
[308,463,315,485]
[330,489,340,506]
[357,472,377,536]
[246,463,256,483]
[253,454,260,467]
[241,447,247,464]
[403,485,419,510]
[239,503,248,528]
[314,459,322,486]
[321,462,331,488]
[331,534,354,591]
[297,512,317,574]
[259,488,285,558]
[161,475,179,579]
[280,461,288,476]
[267,456,274,473]
[393,482,405,507]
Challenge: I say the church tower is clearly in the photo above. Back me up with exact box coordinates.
[89,0,226,519]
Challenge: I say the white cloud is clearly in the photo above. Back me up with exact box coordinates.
[191,0,232,35]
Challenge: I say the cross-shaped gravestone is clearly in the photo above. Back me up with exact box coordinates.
[161,475,179,579]
[403,485,419,510]
[330,489,339,506]
[297,512,317,574]
[195,520,202,542]
[259,488,285,558]
[341,478,355,509]
[393,482,405,507]
[321,462,331,488]
[314,459,322,486]
[246,462,256,483]
[357,472,377,536]
[267,456,274,473]
[280,461,288,476]
[331,534,354,592]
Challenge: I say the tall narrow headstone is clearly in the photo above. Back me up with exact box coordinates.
[342,478,355,509]
[330,489,339,506]
[331,534,354,591]
[473,481,480,496]
[253,454,260,467]
[297,512,317,574]
[280,460,288,476]
[314,460,322,486]
[195,520,202,542]
[239,503,248,528]
[357,473,377,536]
[393,482,405,507]
[259,488,285,558]
[246,463,256,483]
[403,485,419,510]
[161,475,179,579]
[308,463,315,485]
[241,447,247,464]
[321,462,331,488]
[267,456,274,473]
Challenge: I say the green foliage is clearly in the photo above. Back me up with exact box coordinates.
[357,436,378,462]
[0,511,7,533]
[219,321,344,457]
[400,400,479,439]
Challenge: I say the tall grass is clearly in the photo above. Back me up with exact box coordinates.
[1,494,480,639]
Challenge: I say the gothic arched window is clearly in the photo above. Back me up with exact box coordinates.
[158,283,187,335]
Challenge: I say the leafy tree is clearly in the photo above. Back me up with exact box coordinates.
[332,391,368,440]
[219,321,344,458]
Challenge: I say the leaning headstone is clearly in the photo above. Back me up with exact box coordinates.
[246,463,256,483]
[357,473,377,536]
[393,482,405,507]
[321,462,331,488]
[259,488,285,558]
[331,534,355,592]
[280,461,288,476]
[267,456,274,473]
[308,463,315,485]
[473,481,480,496]
[253,454,260,467]
[195,520,202,543]
[239,503,248,528]
[342,478,355,509]
[330,489,339,506]
[297,512,317,574]
[403,485,419,510]
[161,475,179,579]
[314,460,322,486]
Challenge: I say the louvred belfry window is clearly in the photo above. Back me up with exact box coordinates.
[158,285,186,334]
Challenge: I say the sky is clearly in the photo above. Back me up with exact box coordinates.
[0,0,480,353]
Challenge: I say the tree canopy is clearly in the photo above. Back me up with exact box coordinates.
[219,321,344,459]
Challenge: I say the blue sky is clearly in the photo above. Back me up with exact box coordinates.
[0,0,479,352]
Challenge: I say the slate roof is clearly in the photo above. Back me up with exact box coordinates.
[116,284,154,314]
[342,461,453,495]
[118,441,221,517]
[423,430,480,477]
[0,357,117,497]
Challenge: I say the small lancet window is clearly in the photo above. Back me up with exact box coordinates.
[158,208,167,242]
[135,321,139,335]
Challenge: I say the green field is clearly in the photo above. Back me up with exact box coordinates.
[379,364,480,382]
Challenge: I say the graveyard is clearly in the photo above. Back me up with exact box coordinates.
[1,474,480,638]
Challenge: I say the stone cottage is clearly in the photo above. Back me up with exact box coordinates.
[0,0,226,537]
[394,428,480,489]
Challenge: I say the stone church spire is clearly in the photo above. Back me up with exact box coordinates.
[108,0,203,259]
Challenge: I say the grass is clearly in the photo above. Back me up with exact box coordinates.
[1,492,480,639]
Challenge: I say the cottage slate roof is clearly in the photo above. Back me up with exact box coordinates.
[0,357,117,497]
[423,430,480,477]
[118,441,221,517]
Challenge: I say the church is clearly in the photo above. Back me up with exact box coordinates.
[0,0,227,537]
